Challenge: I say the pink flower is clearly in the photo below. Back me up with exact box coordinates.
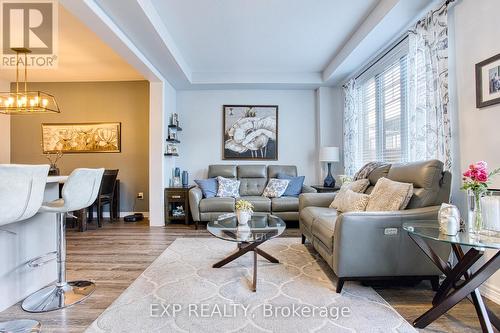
[463,170,472,178]
[477,172,488,182]
[477,161,488,169]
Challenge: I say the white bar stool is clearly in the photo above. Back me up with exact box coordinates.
[0,164,49,333]
[22,168,104,313]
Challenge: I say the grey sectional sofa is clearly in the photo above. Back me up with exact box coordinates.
[299,160,452,293]
[189,164,316,223]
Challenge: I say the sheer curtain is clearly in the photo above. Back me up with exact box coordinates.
[343,78,361,176]
[407,4,452,170]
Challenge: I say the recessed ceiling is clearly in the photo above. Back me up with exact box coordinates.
[0,5,144,83]
[151,0,379,74]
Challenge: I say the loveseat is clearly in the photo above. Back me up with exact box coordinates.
[299,160,452,293]
[189,164,316,223]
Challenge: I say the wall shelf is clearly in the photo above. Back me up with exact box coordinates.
[168,125,183,131]
[164,153,179,157]
[166,139,180,143]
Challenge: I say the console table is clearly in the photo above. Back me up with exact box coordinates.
[403,222,500,333]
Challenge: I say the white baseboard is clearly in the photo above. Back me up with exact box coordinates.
[481,282,500,304]
[88,211,149,218]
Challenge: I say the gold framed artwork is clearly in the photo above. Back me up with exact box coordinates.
[41,122,121,153]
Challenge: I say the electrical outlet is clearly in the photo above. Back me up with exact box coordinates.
[137,192,144,200]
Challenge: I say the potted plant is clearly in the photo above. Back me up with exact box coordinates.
[461,161,499,233]
[235,199,254,225]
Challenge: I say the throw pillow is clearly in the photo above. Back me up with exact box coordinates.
[216,176,240,198]
[329,179,370,209]
[366,177,414,211]
[336,189,370,213]
[277,173,305,197]
[262,178,290,198]
[194,178,218,198]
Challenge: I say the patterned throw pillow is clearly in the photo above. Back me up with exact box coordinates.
[216,176,240,198]
[335,189,370,213]
[330,179,370,209]
[366,177,414,211]
[262,178,290,198]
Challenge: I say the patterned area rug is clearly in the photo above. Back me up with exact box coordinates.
[85,238,416,332]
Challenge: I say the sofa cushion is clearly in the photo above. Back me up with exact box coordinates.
[271,196,299,212]
[239,178,267,196]
[300,206,337,232]
[208,165,237,178]
[216,176,240,198]
[277,173,305,197]
[262,179,289,198]
[366,177,413,211]
[312,214,338,252]
[200,197,235,212]
[242,196,271,212]
[268,165,297,178]
[194,178,218,198]
[238,165,267,178]
[335,189,370,213]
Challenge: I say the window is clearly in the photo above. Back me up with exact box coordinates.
[356,39,408,168]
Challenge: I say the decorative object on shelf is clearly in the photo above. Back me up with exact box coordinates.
[41,122,121,153]
[461,161,499,233]
[319,146,340,187]
[235,199,253,225]
[44,151,63,176]
[438,203,460,236]
[223,105,278,160]
[182,171,189,187]
[166,113,181,156]
[172,167,181,187]
[172,113,179,127]
[172,205,185,217]
[475,52,500,108]
[166,144,178,155]
[167,128,177,141]
[481,192,500,236]
[0,48,60,115]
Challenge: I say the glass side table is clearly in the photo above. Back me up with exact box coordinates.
[207,214,286,292]
[403,222,500,333]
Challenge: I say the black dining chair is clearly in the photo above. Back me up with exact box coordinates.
[88,169,119,227]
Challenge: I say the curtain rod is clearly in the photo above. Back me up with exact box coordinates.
[410,0,456,33]
[351,0,455,83]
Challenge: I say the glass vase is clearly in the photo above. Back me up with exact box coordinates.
[467,190,483,234]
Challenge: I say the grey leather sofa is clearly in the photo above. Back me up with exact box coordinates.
[189,164,316,223]
[299,160,452,293]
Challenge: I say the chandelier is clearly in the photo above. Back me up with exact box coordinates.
[0,48,60,114]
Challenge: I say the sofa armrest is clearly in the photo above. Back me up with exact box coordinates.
[332,206,446,277]
[189,187,203,222]
[301,185,317,193]
[299,192,336,210]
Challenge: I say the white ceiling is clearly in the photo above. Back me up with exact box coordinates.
[0,5,143,83]
[151,0,378,74]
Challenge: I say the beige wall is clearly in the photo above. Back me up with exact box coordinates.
[0,80,10,163]
[10,81,150,212]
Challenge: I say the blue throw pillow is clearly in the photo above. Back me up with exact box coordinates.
[194,178,218,198]
[277,173,305,197]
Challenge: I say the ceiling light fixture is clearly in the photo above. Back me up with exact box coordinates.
[0,48,60,115]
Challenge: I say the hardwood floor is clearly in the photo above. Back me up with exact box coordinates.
[0,219,497,332]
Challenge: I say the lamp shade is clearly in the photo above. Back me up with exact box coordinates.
[319,147,339,162]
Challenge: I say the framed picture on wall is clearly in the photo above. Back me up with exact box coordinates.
[41,122,121,153]
[223,105,278,160]
[476,53,500,108]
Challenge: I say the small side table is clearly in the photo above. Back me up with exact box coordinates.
[165,186,195,228]
[311,185,340,193]
[403,222,500,332]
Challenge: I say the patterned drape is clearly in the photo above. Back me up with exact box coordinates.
[343,79,361,176]
[408,5,452,170]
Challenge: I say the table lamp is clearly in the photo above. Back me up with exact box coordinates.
[319,147,339,188]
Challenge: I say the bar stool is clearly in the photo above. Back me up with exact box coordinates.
[22,168,104,313]
[0,164,49,333]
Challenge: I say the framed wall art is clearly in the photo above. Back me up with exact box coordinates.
[476,53,500,108]
[41,122,121,153]
[223,105,278,160]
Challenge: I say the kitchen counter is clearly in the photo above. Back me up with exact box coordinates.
[0,176,66,311]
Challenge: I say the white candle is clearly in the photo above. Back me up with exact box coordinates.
[481,196,500,231]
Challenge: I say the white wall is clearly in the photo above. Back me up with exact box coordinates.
[450,0,500,303]
[176,89,318,183]
[0,80,10,163]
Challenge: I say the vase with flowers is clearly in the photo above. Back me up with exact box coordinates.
[461,161,499,233]
[235,199,254,225]
[44,151,63,176]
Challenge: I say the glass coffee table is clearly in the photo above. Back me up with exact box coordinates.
[207,213,286,292]
[403,222,500,332]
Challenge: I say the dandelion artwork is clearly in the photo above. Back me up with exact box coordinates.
[42,122,121,153]
[223,105,278,160]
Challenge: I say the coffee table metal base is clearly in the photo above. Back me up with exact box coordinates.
[213,241,279,292]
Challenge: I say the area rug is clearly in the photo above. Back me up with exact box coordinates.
[85,238,416,332]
